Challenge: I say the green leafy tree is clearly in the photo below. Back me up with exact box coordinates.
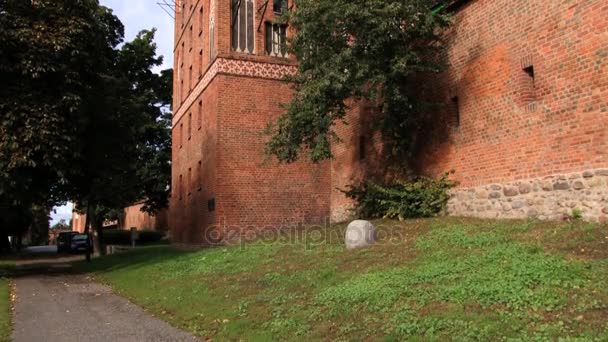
[265,0,450,164]
[0,1,171,257]
[70,29,172,259]
[0,0,121,245]
[51,219,71,231]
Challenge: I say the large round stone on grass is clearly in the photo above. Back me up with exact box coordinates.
[345,220,376,250]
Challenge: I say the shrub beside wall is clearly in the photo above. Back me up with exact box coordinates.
[346,172,457,220]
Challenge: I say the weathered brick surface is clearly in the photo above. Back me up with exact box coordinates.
[171,0,608,239]
[170,1,329,243]
[331,0,608,221]
[417,0,607,187]
[123,204,169,231]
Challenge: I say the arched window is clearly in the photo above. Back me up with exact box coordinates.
[231,0,254,53]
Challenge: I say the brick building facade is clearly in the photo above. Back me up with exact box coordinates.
[71,204,169,233]
[171,0,608,242]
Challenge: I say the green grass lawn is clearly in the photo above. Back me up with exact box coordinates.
[0,261,13,342]
[75,218,608,340]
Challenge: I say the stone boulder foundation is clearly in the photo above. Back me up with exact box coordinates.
[345,220,376,250]
[447,169,608,222]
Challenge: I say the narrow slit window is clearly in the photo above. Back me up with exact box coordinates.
[197,160,202,190]
[180,80,184,102]
[187,168,192,195]
[209,19,215,61]
[198,100,202,129]
[359,136,366,161]
[189,25,193,51]
[188,113,192,140]
[199,6,204,35]
[451,96,460,128]
[198,49,203,78]
[179,123,184,148]
[188,66,193,91]
[522,65,536,105]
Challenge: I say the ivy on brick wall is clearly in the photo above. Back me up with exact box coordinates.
[265,0,451,164]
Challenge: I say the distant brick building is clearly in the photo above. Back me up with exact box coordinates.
[71,203,168,233]
[171,0,608,242]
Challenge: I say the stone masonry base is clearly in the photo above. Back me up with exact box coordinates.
[448,169,608,222]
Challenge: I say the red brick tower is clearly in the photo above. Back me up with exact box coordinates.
[170,0,331,243]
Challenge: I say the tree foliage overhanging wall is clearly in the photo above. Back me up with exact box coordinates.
[265,0,451,165]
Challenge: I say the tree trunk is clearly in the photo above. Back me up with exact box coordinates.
[92,217,106,256]
[84,202,92,262]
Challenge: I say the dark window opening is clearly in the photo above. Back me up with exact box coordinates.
[187,168,192,195]
[199,6,204,35]
[451,96,460,128]
[189,25,193,51]
[359,136,366,161]
[197,160,202,190]
[265,22,287,57]
[208,198,216,211]
[198,49,203,78]
[273,0,288,13]
[521,65,536,106]
[524,65,535,82]
[198,100,203,129]
[179,123,183,148]
[188,113,192,139]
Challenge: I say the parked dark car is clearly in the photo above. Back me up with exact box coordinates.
[57,232,78,253]
[70,234,93,253]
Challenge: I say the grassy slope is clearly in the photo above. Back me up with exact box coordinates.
[75,218,608,341]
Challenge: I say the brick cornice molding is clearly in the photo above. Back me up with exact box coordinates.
[173,57,297,125]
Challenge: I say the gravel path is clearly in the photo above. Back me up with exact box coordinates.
[11,259,198,342]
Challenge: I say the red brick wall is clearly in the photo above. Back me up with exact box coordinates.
[215,74,330,231]
[171,0,608,235]
[415,0,607,187]
[170,0,330,243]
[72,212,85,233]
[122,204,169,231]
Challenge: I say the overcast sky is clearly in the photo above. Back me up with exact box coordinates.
[50,0,174,226]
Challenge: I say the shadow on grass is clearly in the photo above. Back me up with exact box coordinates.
[0,245,199,280]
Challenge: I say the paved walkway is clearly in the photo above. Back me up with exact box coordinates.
[11,258,198,342]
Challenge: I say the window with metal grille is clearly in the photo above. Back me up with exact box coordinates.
[231,0,254,53]
[265,22,287,57]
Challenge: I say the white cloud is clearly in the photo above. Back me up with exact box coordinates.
[50,202,74,226]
